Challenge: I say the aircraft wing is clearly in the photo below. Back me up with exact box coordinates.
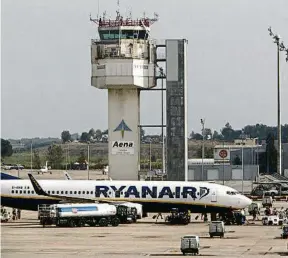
[27,173,128,205]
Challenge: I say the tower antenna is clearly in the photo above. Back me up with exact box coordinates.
[97,0,100,19]
[116,0,121,20]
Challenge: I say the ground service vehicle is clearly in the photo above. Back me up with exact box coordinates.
[220,211,245,225]
[121,202,143,219]
[262,196,273,208]
[166,208,190,225]
[116,205,137,223]
[38,203,120,227]
[209,221,225,238]
[248,202,261,215]
[281,225,288,239]
[262,216,279,226]
[180,235,199,255]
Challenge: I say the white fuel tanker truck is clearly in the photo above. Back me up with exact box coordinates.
[38,203,120,227]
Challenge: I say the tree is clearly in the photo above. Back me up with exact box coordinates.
[140,128,145,140]
[80,132,90,143]
[88,128,95,138]
[46,144,64,169]
[78,150,86,164]
[196,147,214,158]
[203,128,212,140]
[212,130,222,140]
[192,133,203,140]
[33,150,41,169]
[221,122,235,141]
[233,155,241,165]
[61,130,71,143]
[189,131,195,139]
[95,129,102,142]
[1,139,13,158]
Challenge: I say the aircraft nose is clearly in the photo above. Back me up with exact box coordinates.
[243,196,252,207]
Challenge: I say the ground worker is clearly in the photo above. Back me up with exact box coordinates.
[12,208,17,220]
[156,212,163,222]
[17,209,21,220]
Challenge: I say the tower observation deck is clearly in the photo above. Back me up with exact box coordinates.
[90,11,158,180]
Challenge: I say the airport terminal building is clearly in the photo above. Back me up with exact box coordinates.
[188,138,288,181]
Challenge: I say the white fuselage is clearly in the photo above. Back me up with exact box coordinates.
[0,179,252,213]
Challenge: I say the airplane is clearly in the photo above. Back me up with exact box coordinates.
[38,161,51,175]
[0,173,252,216]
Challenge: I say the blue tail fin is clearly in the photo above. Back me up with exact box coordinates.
[1,172,20,180]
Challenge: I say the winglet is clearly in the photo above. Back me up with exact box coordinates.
[28,173,48,196]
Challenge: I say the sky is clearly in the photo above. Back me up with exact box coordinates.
[1,0,288,139]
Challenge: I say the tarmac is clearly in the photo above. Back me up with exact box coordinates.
[1,207,288,258]
[1,170,288,257]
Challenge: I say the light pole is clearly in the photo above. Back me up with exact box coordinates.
[149,140,152,171]
[241,145,244,194]
[87,143,90,180]
[268,27,288,175]
[30,141,33,172]
[222,140,225,185]
[200,119,205,181]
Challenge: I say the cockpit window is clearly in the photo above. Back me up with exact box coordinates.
[226,191,238,195]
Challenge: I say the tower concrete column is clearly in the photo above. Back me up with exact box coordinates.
[108,88,140,180]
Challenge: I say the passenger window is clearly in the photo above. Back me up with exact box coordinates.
[19,190,22,194]
[56,191,59,194]
[28,190,30,194]
[82,191,85,194]
[78,191,81,194]
[74,191,77,194]
[70,191,72,194]
[32,191,35,194]
[90,191,93,194]
[23,191,26,194]
[52,191,55,194]
[65,191,68,194]
[48,191,50,194]
[15,190,18,194]
[61,191,64,194]
[12,190,14,194]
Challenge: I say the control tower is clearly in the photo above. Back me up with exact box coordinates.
[90,11,158,180]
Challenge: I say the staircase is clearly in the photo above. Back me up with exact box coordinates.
[264,173,288,182]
